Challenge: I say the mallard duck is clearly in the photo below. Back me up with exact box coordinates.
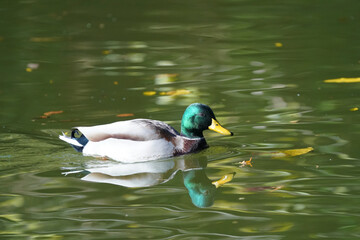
[59,103,233,163]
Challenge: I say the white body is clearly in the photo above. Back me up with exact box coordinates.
[83,138,175,163]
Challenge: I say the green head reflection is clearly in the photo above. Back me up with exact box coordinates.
[183,169,217,208]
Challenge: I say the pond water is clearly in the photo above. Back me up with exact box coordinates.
[1,0,360,239]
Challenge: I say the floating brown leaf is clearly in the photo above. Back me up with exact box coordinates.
[39,110,64,119]
[239,157,253,168]
[43,110,63,116]
[116,113,134,117]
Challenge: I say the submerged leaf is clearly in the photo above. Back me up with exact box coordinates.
[102,50,112,55]
[212,172,235,188]
[324,77,360,83]
[30,37,61,42]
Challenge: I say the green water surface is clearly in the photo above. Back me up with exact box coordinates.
[1,0,360,239]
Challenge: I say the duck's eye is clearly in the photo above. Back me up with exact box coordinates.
[198,113,205,117]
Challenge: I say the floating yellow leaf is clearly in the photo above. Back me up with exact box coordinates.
[275,42,283,47]
[324,77,360,83]
[26,68,32,72]
[159,89,190,96]
[273,147,314,158]
[143,91,157,96]
[113,81,118,85]
[143,89,190,96]
[212,172,235,188]
[350,107,358,111]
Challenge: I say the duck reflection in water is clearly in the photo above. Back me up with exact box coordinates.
[72,155,234,208]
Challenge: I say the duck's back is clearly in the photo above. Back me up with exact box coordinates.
[77,119,179,142]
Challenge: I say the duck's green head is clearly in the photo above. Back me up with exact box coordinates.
[181,103,233,138]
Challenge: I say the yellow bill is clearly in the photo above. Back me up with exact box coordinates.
[208,118,233,136]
